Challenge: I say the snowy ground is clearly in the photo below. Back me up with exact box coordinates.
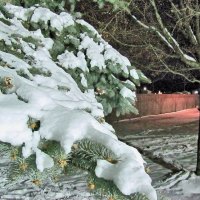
[120,123,198,175]
[114,109,200,200]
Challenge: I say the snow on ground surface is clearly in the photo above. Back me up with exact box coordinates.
[0,4,156,200]
[114,109,200,200]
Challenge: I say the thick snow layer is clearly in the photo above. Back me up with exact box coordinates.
[79,34,106,70]
[4,4,32,21]
[80,73,88,87]
[104,46,130,74]
[0,51,33,79]
[58,50,88,72]
[31,7,64,31]
[36,149,54,172]
[130,69,139,79]
[0,4,156,199]
[120,87,136,100]
[0,69,156,199]
[0,93,32,146]
[5,4,74,32]
[76,19,100,37]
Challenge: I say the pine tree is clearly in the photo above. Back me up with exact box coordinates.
[0,0,150,117]
[0,2,156,200]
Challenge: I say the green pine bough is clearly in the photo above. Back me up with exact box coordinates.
[0,0,129,12]
[0,0,150,117]
[0,3,157,199]
[0,138,148,200]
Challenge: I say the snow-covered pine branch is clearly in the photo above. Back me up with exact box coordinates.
[1,2,150,117]
[0,3,156,200]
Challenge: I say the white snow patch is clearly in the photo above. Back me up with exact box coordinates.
[104,46,130,74]
[130,69,139,79]
[183,54,196,62]
[123,80,136,88]
[79,34,105,70]
[31,7,74,32]
[120,87,136,100]
[4,4,32,21]
[76,19,99,37]
[180,174,200,196]
[0,11,5,19]
[58,50,88,72]
[36,149,54,172]
[80,73,88,87]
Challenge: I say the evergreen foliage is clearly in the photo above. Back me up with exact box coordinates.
[1,0,149,116]
[0,0,65,11]
[0,3,155,200]
[0,1,150,117]
[0,0,129,12]
[88,173,149,200]
[0,139,149,200]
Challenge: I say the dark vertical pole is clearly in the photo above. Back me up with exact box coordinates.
[196,93,200,175]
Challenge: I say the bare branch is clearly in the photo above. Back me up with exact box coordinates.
[146,0,199,68]
[151,45,200,83]
[131,14,173,49]
[105,31,147,48]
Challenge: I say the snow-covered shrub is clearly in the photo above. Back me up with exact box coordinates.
[0,4,156,200]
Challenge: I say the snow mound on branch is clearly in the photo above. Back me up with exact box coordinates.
[58,50,88,72]
[0,4,156,200]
